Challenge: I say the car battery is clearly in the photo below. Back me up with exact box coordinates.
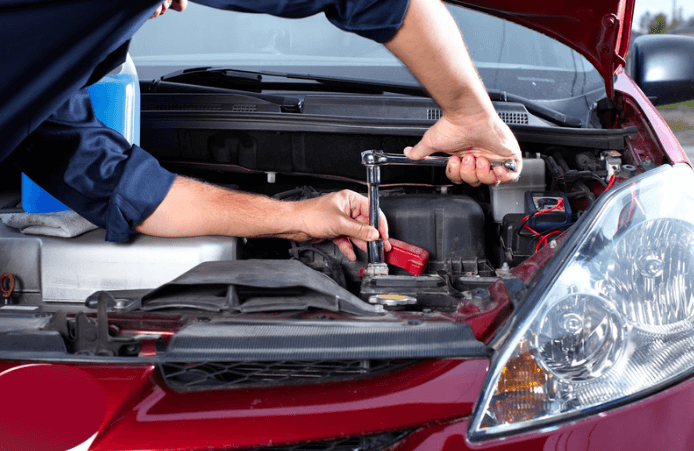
[500,192,571,266]
[523,191,571,232]
[501,214,537,266]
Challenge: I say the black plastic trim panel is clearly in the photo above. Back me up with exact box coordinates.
[163,319,490,361]
[512,125,637,149]
[142,109,636,149]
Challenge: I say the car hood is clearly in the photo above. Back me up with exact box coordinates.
[451,0,634,98]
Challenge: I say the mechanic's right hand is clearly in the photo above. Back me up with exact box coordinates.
[286,190,391,262]
[404,111,522,187]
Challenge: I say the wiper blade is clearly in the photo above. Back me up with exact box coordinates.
[160,66,429,97]
[161,67,264,92]
[489,89,583,128]
[144,78,303,113]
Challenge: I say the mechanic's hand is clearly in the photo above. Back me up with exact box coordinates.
[150,0,187,19]
[289,190,391,262]
[404,112,522,186]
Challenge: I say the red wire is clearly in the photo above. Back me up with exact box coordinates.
[522,220,540,236]
[605,175,616,191]
[535,230,562,253]
[522,197,566,252]
[523,197,565,236]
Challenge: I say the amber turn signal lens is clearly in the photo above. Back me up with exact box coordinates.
[484,342,551,426]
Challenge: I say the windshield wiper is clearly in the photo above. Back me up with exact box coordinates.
[158,67,583,127]
[160,67,429,97]
[489,89,582,128]
[144,78,304,113]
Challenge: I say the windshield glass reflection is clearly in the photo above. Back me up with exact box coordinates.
[130,3,603,100]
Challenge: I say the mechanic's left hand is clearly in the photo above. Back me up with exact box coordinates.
[404,111,522,186]
[150,0,188,19]
[287,190,391,262]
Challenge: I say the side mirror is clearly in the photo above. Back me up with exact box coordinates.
[628,34,694,106]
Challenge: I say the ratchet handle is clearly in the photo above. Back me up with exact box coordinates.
[361,150,516,172]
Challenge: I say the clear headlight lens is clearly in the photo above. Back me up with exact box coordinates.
[470,165,694,440]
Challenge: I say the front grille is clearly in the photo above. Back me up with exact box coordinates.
[243,430,413,451]
[498,111,529,124]
[160,359,415,390]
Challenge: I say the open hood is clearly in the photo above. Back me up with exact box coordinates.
[452,0,634,98]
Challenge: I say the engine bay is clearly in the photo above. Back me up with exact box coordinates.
[0,96,648,324]
[231,144,636,314]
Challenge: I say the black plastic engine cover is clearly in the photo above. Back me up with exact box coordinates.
[379,194,487,274]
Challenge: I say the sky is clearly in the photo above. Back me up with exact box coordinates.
[633,0,694,30]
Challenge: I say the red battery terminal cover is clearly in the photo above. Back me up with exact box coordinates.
[385,238,430,275]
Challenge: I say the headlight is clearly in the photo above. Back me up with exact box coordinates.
[470,164,694,441]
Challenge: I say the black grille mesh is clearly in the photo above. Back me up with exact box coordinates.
[231,104,258,112]
[426,108,442,120]
[160,359,415,390]
[242,430,412,451]
[498,111,529,124]
[429,109,529,124]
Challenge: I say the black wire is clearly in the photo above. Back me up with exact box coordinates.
[553,172,607,188]
[273,185,321,200]
[436,270,464,299]
[517,210,543,237]
[273,188,304,200]
[588,174,608,187]
[293,245,334,263]
[292,245,348,288]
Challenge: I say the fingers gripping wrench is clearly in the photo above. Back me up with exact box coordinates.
[360,150,515,274]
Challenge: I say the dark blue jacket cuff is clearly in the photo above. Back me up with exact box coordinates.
[104,145,176,242]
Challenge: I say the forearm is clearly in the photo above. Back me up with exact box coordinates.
[134,177,389,261]
[385,0,494,120]
[384,0,521,185]
[134,176,299,238]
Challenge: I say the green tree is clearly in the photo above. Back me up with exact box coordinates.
[649,13,668,34]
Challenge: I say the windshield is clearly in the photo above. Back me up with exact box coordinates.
[130,2,604,100]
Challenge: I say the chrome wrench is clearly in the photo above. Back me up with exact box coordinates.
[360,149,515,274]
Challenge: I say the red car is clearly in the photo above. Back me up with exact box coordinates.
[2,0,694,450]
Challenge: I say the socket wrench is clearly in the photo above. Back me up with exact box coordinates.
[360,149,516,275]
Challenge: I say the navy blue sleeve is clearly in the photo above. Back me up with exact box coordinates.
[14,89,177,243]
[0,0,161,164]
[193,0,410,43]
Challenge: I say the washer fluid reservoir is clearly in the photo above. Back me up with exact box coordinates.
[21,54,140,213]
